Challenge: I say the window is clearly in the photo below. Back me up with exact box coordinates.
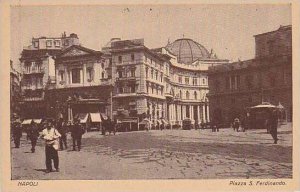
[185,77,189,85]
[179,90,182,98]
[33,41,39,48]
[101,72,105,79]
[118,87,124,93]
[186,91,190,100]
[25,62,32,73]
[155,71,158,80]
[130,68,135,77]
[161,73,163,82]
[64,39,69,46]
[59,71,64,82]
[151,69,154,79]
[194,91,197,100]
[87,68,94,81]
[118,56,122,63]
[246,75,253,89]
[71,68,81,84]
[225,76,230,89]
[130,84,136,93]
[269,73,276,87]
[237,75,241,89]
[230,75,236,89]
[54,40,61,47]
[193,77,197,85]
[131,54,135,61]
[145,67,149,78]
[202,78,206,85]
[178,76,182,83]
[101,63,104,69]
[46,40,52,47]
[118,70,123,78]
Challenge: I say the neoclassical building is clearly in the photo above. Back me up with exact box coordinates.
[208,25,292,125]
[18,35,229,127]
[108,38,228,127]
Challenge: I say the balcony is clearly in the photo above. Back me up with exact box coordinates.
[116,59,144,66]
[116,76,137,81]
[22,85,44,90]
[23,68,45,75]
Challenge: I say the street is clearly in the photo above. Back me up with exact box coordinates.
[11,123,292,180]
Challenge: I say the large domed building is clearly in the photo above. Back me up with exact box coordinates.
[152,38,229,126]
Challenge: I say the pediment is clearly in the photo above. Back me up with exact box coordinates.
[60,47,90,57]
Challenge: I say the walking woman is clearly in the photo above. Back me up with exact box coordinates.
[40,120,61,173]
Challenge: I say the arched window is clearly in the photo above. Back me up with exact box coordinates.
[186,91,190,100]
[194,91,197,100]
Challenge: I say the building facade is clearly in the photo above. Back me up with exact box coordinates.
[49,45,112,121]
[108,38,228,127]
[10,60,21,116]
[208,25,292,125]
[19,33,80,119]
[18,34,229,127]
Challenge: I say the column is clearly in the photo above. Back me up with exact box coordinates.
[197,105,200,122]
[182,105,186,119]
[191,105,194,120]
[56,69,59,86]
[83,63,87,85]
[202,105,206,123]
[175,104,178,120]
[207,104,210,122]
[69,71,72,84]
[234,75,237,90]
[229,76,232,90]
[64,68,68,86]
[80,69,83,85]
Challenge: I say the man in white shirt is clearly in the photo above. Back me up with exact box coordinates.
[40,120,61,173]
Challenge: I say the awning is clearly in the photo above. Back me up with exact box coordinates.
[32,119,42,124]
[78,113,88,123]
[22,119,32,125]
[90,113,101,123]
[100,113,108,120]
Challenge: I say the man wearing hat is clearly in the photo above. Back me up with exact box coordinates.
[71,118,84,151]
[40,119,61,173]
[12,119,22,148]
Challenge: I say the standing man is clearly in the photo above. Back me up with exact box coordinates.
[12,119,22,148]
[57,118,68,150]
[28,121,39,153]
[71,119,84,151]
[270,109,279,144]
[40,120,61,173]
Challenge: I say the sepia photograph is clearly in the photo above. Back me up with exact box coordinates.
[1,1,300,191]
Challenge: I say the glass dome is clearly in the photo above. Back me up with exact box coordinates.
[166,38,211,64]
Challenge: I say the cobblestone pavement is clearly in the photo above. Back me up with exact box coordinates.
[11,123,292,180]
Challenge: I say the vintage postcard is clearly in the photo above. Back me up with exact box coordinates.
[1,0,299,191]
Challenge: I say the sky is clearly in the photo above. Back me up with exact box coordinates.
[10,4,291,71]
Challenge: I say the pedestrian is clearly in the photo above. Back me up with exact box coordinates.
[233,118,240,132]
[12,120,22,148]
[57,119,68,150]
[270,109,279,144]
[71,119,84,151]
[200,120,205,130]
[28,121,39,153]
[40,120,61,173]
